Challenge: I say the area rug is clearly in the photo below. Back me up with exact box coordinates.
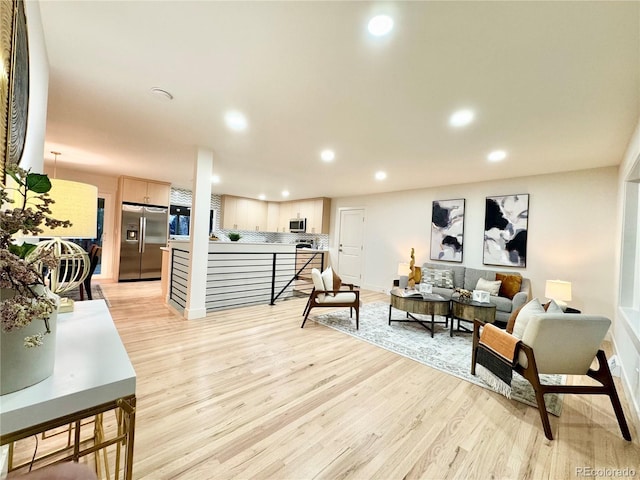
[64,284,111,307]
[313,301,564,416]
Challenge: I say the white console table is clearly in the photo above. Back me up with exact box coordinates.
[0,300,136,479]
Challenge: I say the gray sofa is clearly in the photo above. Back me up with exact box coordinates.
[421,262,532,324]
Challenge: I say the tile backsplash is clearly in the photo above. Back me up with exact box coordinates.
[215,229,328,249]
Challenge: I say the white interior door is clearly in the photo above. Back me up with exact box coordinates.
[338,208,365,286]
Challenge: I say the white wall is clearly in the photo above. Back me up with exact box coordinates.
[613,117,640,422]
[330,166,618,317]
[20,1,48,173]
[42,166,118,196]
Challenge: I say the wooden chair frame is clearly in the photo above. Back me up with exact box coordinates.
[301,283,360,329]
[80,245,101,301]
[471,319,632,441]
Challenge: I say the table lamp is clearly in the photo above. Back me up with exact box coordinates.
[545,279,572,311]
[397,262,410,289]
[26,178,98,311]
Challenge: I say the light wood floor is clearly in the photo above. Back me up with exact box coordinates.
[95,281,639,479]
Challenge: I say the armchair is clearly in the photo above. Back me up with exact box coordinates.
[471,313,632,441]
[301,268,360,329]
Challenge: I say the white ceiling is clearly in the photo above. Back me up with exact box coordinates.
[39,1,640,201]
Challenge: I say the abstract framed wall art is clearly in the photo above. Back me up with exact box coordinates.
[430,198,465,263]
[483,193,529,267]
[1,0,29,182]
[1,0,14,181]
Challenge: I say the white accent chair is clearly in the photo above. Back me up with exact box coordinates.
[301,268,360,329]
[472,313,632,441]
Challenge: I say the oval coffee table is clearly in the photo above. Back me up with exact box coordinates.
[389,288,450,338]
[450,297,496,337]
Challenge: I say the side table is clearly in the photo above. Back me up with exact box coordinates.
[450,298,496,336]
[0,301,136,479]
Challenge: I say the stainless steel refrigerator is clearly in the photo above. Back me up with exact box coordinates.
[119,203,168,281]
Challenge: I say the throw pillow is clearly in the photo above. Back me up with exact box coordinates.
[545,299,564,314]
[495,273,523,299]
[512,298,546,339]
[475,277,502,296]
[321,267,334,295]
[311,268,325,292]
[506,304,524,334]
[423,268,454,288]
[332,269,343,291]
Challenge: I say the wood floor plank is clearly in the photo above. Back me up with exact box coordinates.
[22,280,638,479]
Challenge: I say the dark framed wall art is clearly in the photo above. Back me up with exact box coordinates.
[1,0,29,182]
[483,193,529,267]
[430,198,465,263]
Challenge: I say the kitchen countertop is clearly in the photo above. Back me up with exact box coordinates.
[168,239,326,250]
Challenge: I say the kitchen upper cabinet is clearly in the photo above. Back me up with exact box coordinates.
[222,195,268,231]
[293,200,315,221]
[222,195,330,234]
[280,198,331,234]
[277,202,293,233]
[247,200,268,232]
[221,195,241,230]
[267,202,280,232]
[120,177,170,206]
[309,198,331,234]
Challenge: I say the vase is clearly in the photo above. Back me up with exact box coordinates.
[0,287,58,395]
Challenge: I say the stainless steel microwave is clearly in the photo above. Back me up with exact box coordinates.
[289,218,307,233]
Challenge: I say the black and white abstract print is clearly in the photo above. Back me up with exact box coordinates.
[483,194,529,267]
[431,199,465,263]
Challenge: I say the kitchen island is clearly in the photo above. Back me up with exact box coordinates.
[166,241,298,312]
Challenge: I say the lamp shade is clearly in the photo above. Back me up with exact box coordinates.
[397,262,411,276]
[545,280,572,302]
[37,179,98,238]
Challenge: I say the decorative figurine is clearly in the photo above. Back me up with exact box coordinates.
[407,248,421,288]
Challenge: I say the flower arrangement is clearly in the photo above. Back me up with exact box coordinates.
[454,287,472,302]
[0,165,71,347]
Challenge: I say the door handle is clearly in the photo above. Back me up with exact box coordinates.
[138,217,144,253]
[140,217,147,253]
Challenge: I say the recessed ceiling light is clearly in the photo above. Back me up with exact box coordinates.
[449,109,475,127]
[321,149,335,162]
[282,190,290,197]
[487,150,507,162]
[375,171,387,181]
[368,15,394,36]
[224,111,248,131]
[211,175,221,183]
[150,87,173,101]
[258,194,266,200]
